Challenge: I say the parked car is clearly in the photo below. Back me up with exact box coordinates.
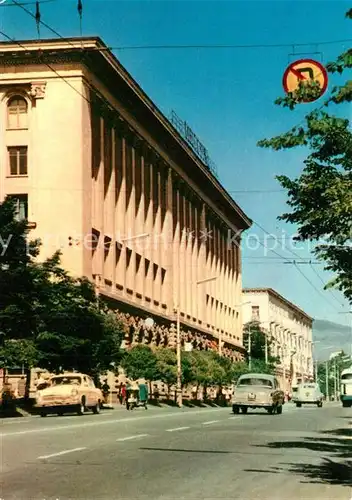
[295,382,324,408]
[232,373,285,415]
[36,372,103,417]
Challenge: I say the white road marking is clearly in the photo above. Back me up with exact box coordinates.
[37,447,86,460]
[166,426,190,432]
[1,408,226,438]
[116,434,149,442]
[202,420,219,425]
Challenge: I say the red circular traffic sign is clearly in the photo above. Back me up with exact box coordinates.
[283,58,328,102]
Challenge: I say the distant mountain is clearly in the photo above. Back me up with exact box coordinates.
[313,319,351,360]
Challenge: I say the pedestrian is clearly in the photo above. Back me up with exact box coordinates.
[102,379,110,404]
[121,383,126,405]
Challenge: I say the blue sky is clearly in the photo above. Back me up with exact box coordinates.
[2,0,351,326]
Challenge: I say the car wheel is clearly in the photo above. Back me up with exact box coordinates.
[296,402,302,408]
[241,407,248,414]
[267,407,273,414]
[276,405,283,414]
[40,410,47,417]
[317,401,323,408]
[57,411,64,416]
[232,405,240,414]
[92,402,101,414]
[77,400,85,415]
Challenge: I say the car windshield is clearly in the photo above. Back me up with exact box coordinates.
[51,376,81,386]
[238,378,273,387]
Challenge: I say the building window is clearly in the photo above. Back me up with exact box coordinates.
[7,194,28,220]
[251,305,260,321]
[7,96,28,129]
[8,146,28,176]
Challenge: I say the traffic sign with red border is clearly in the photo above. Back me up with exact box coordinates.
[283,58,328,102]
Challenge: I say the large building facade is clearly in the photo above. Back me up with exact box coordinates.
[242,288,314,389]
[0,37,251,360]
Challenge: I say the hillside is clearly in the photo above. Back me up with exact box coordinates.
[313,319,351,360]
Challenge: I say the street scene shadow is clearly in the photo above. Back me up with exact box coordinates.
[246,430,352,487]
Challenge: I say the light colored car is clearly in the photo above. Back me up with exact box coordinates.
[295,382,324,408]
[232,373,285,415]
[36,372,103,417]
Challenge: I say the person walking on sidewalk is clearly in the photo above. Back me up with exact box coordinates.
[102,379,110,405]
[121,383,126,405]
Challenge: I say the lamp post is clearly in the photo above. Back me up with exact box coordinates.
[329,350,343,401]
[175,276,218,408]
[233,301,251,365]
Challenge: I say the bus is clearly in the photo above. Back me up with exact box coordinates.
[340,367,352,407]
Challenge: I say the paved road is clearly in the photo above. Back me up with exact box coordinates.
[1,402,351,499]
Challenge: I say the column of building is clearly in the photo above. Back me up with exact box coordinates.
[115,124,126,293]
[103,117,115,288]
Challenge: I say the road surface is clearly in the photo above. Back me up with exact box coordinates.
[1,402,351,499]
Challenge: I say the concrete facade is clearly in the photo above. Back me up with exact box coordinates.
[0,37,251,360]
[242,288,314,390]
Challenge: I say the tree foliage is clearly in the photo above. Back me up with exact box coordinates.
[120,344,267,396]
[0,198,124,376]
[317,351,351,397]
[120,345,158,381]
[258,9,352,303]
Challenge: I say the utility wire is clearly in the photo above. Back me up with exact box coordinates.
[0,30,91,105]
[294,262,340,312]
[0,16,345,311]
[7,0,352,53]
[0,0,56,6]
[309,262,345,307]
[95,40,352,52]
[253,220,341,311]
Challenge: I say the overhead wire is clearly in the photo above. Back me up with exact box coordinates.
[293,262,341,312]
[3,5,348,312]
[251,221,342,311]
[309,262,345,307]
[0,0,56,6]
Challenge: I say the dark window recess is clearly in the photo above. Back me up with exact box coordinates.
[136,253,142,273]
[126,248,132,267]
[153,263,158,280]
[145,258,150,277]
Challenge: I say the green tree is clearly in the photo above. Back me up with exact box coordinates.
[231,361,251,382]
[120,345,158,381]
[243,322,279,365]
[317,351,351,397]
[0,198,124,381]
[154,347,177,398]
[258,9,352,302]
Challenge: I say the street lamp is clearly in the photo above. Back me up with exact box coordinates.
[175,276,218,408]
[232,301,252,367]
[310,340,321,382]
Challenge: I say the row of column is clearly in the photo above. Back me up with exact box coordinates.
[91,110,242,339]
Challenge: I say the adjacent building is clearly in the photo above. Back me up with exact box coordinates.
[242,288,314,390]
[0,37,251,360]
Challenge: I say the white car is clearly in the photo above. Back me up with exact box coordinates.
[232,373,285,415]
[36,372,103,416]
[295,382,324,408]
